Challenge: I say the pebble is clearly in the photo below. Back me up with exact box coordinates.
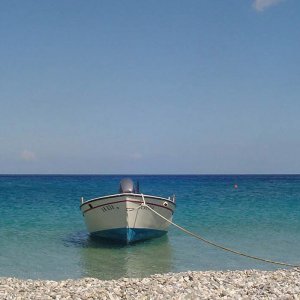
[0,269,300,299]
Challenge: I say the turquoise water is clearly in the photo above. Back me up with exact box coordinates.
[0,175,299,280]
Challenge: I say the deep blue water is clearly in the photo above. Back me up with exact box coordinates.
[0,175,299,280]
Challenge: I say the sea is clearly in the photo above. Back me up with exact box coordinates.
[0,175,299,280]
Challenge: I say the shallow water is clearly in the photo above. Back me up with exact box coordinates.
[0,175,299,280]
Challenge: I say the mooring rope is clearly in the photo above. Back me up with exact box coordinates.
[139,195,300,269]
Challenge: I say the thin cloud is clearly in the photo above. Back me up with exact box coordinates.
[129,153,143,160]
[253,0,285,11]
[20,150,37,161]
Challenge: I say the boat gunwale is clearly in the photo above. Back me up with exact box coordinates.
[80,193,176,209]
[81,198,175,214]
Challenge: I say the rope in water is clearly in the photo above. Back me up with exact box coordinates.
[140,194,300,269]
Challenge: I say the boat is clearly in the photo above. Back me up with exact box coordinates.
[80,178,176,243]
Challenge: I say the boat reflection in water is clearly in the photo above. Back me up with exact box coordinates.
[79,234,173,280]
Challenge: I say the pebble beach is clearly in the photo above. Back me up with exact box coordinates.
[1,269,300,299]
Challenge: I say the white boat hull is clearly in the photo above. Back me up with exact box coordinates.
[80,193,175,243]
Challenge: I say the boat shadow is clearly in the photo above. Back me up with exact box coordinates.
[64,230,167,249]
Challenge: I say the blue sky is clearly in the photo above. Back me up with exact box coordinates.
[0,0,299,174]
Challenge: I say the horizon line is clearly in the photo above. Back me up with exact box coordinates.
[0,173,299,176]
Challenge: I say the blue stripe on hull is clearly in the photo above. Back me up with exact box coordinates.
[91,228,167,244]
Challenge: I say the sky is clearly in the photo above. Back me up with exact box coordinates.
[0,0,299,174]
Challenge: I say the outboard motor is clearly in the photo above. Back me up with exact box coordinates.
[119,178,135,193]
